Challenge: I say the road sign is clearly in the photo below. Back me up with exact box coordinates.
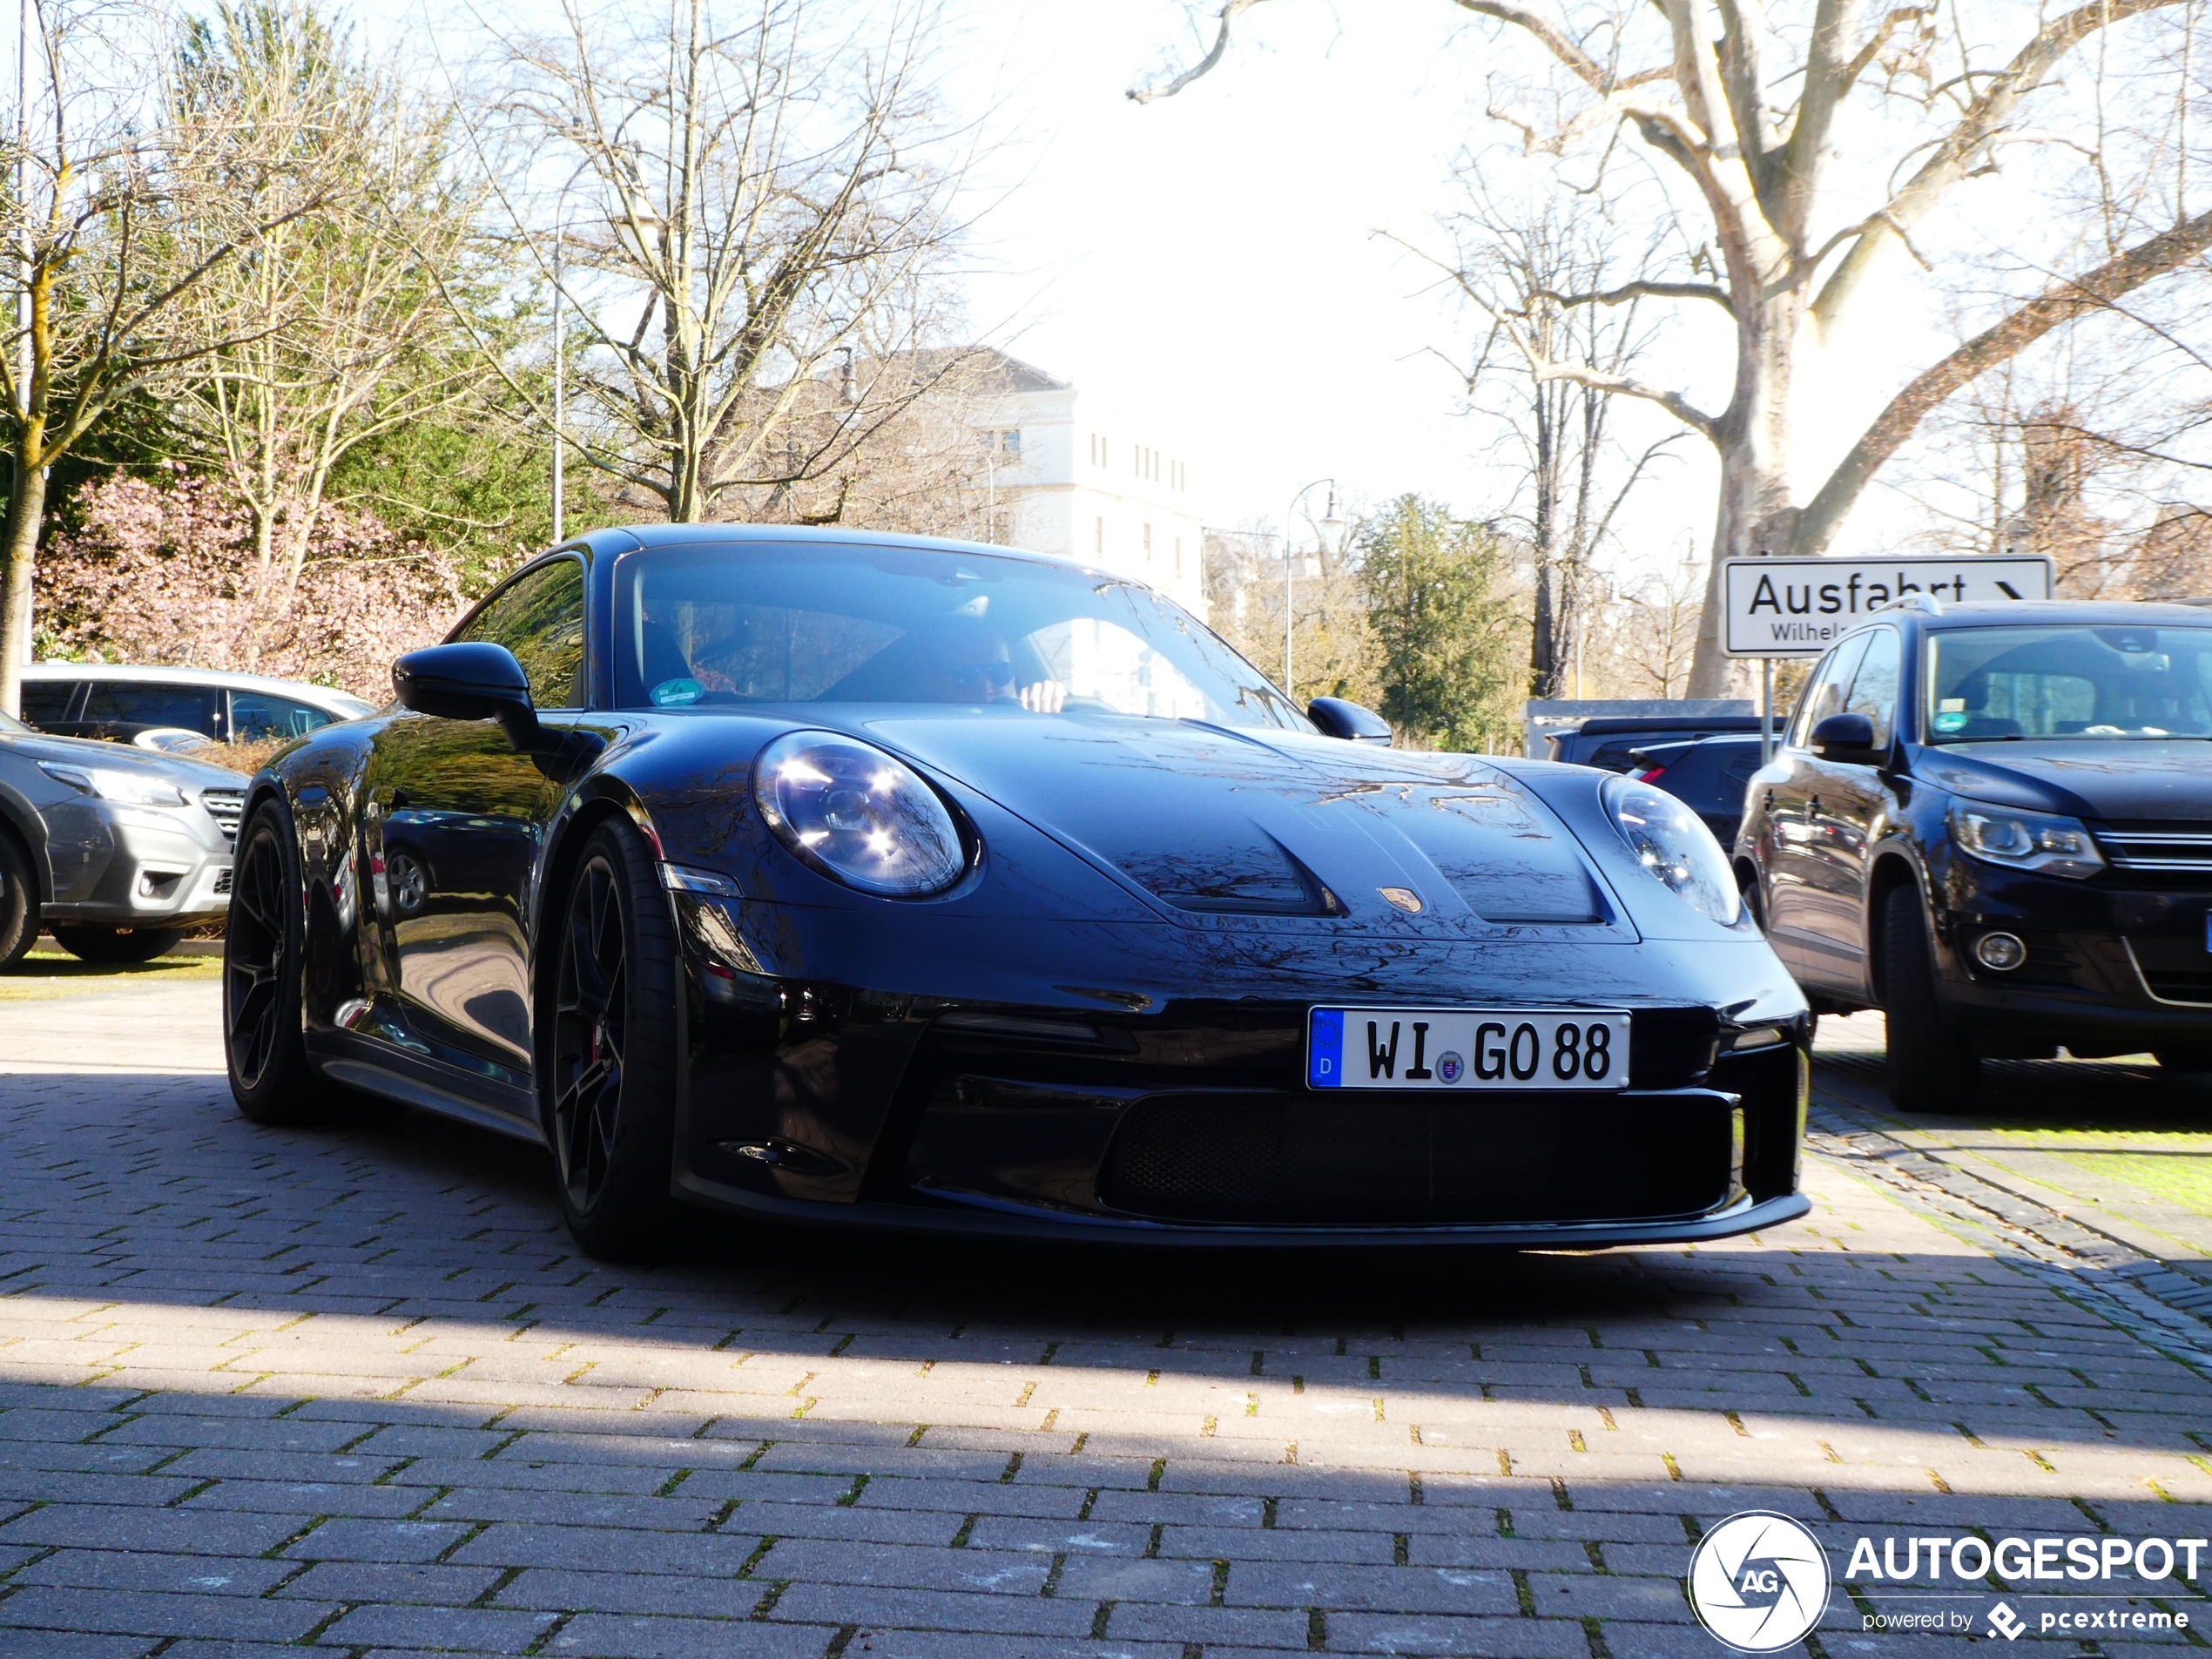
[1721,555,2054,657]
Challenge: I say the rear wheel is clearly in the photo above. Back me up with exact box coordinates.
[0,828,37,972]
[1879,883,1979,1113]
[51,924,186,963]
[544,819,682,1260]
[225,802,323,1125]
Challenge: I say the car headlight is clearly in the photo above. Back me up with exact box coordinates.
[37,761,188,808]
[1948,802,2104,879]
[752,732,968,898]
[1603,776,1740,925]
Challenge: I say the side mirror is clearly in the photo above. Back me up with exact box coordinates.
[393,643,544,751]
[1809,711,1879,762]
[1307,697,1393,745]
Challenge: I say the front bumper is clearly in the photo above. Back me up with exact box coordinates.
[37,795,235,926]
[1932,860,2212,1055]
[668,892,1811,1244]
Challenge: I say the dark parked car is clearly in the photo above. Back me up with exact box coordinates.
[1628,733,1769,848]
[226,524,1811,1258]
[0,705,246,967]
[1735,597,2212,1109]
[1548,713,1765,772]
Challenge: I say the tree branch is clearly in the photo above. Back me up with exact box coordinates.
[1535,277,1735,314]
[1127,0,1272,104]
[1797,206,2212,555]
[1532,359,1720,438]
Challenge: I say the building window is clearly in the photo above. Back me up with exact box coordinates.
[1094,516,1103,557]
[980,428,1021,456]
[1143,523,1153,561]
[1089,434,1104,467]
[1174,536,1183,577]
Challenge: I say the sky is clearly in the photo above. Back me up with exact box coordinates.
[402,0,2180,583]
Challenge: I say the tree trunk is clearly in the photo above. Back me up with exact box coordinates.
[0,462,48,718]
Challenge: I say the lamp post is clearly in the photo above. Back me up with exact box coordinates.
[550,209,565,543]
[1283,477,1344,702]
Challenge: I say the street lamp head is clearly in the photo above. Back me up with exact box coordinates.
[1319,513,1346,552]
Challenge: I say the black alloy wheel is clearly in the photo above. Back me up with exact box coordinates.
[51,924,186,964]
[546,819,681,1259]
[0,827,36,972]
[1879,883,1979,1112]
[225,802,323,1124]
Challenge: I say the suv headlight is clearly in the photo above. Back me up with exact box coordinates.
[1603,776,1740,924]
[37,761,188,808]
[752,732,968,898]
[1948,802,2104,879]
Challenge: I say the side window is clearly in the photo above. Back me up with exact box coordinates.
[1843,627,1902,749]
[230,691,334,741]
[18,680,81,726]
[80,681,216,734]
[1787,634,1869,748]
[459,558,588,709]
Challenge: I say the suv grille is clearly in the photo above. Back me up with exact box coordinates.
[1096,1091,1730,1225]
[199,788,244,846]
[2095,827,2212,879]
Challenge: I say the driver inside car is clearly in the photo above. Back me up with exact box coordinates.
[918,617,1066,712]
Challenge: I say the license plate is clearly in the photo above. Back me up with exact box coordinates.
[1307,1007,1631,1090]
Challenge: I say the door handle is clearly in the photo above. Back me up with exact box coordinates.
[1807,793,1821,819]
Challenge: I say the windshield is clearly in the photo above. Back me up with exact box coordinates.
[612,542,1312,731]
[0,707,27,736]
[1925,624,2212,741]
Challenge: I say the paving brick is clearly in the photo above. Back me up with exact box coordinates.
[0,1586,334,1642]
[314,1603,559,1650]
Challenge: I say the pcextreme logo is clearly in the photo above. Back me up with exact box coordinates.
[1686,1511,1832,1652]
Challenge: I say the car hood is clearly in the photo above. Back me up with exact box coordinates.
[1912,740,2212,821]
[0,729,247,792]
[859,713,1611,927]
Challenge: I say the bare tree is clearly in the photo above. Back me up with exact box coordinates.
[1135,0,2212,695]
[0,0,333,714]
[479,0,981,525]
[159,2,489,668]
[1433,179,1682,698]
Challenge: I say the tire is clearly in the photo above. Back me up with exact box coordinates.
[51,924,187,963]
[543,819,683,1260]
[1879,883,1978,1112]
[1737,864,1768,934]
[0,826,37,972]
[224,800,325,1125]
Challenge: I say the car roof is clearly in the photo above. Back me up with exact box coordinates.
[568,521,1100,578]
[22,662,374,712]
[1877,599,2212,630]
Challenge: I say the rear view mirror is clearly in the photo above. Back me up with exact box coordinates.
[1809,711,1879,763]
[1308,697,1393,745]
[394,643,544,751]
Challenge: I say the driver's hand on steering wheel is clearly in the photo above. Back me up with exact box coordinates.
[1019,679,1068,713]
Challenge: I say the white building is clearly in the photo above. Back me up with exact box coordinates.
[967,353,1206,610]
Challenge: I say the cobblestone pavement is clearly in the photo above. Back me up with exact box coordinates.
[2,984,2209,1659]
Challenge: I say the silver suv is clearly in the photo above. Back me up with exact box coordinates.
[0,705,247,967]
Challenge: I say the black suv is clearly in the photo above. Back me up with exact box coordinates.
[1735,597,2212,1109]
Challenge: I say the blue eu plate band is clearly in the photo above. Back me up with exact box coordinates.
[1308,1008,1345,1089]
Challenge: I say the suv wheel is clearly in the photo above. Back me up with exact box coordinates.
[1879,883,1978,1112]
[0,827,37,972]
[51,925,186,963]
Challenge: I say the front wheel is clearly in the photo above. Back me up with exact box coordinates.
[544,819,683,1259]
[51,924,186,963]
[1879,883,1978,1113]
[225,802,324,1125]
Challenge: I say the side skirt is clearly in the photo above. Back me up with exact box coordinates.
[309,1031,544,1146]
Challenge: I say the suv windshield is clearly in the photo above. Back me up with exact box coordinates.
[613,542,1311,731]
[1925,624,2212,741]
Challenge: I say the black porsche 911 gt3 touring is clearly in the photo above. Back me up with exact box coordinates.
[223,525,1811,1257]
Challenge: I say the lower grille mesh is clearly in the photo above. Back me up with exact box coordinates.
[1098,1091,1730,1224]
